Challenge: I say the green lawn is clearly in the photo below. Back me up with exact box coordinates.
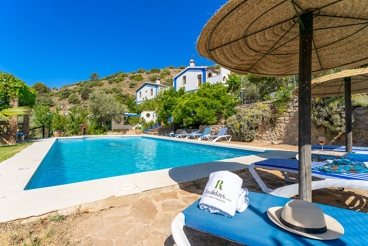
[0,142,33,163]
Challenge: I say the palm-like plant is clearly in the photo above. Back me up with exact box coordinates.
[0,106,31,120]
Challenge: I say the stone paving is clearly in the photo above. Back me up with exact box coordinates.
[65,168,368,246]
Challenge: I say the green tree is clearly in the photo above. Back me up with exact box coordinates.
[32,105,51,127]
[247,74,290,101]
[172,83,237,127]
[88,90,127,130]
[156,87,185,126]
[64,106,88,136]
[225,73,241,97]
[90,72,99,81]
[32,82,51,94]
[0,72,36,109]
[52,112,68,131]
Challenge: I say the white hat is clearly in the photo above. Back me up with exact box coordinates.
[267,199,344,240]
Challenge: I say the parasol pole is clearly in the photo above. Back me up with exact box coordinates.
[298,11,313,201]
[344,77,353,153]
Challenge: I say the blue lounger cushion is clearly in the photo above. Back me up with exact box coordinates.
[253,158,368,181]
[183,192,368,245]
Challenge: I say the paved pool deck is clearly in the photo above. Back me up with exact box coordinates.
[0,135,296,222]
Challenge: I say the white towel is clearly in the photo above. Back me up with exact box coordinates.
[236,188,250,213]
[199,171,247,217]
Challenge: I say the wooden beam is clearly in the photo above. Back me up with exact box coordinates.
[344,77,353,152]
[298,12,313,202]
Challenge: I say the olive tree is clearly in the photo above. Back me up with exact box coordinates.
[88,90,127,130]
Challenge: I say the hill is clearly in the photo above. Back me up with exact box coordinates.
[47,66,187,112]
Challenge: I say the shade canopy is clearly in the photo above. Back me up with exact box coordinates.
[293,68,368,97]
[293,67,368,153]
[197,0,368,201]
[197,0,368,77]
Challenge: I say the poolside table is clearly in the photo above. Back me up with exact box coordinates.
[311,150,347,161]
[183,192,368,245]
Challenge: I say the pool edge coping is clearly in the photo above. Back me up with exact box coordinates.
[0,135,297,222]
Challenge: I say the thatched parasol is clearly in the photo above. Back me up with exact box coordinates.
[293,67,368,152]
[197,0,368,201]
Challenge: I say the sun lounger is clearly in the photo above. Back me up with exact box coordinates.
[186,127,211,140]
[171,191,368,246]
[249,158,368,194]
[199,127,232,142]
[174,129,200,138]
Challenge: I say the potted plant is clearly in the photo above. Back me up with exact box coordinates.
[135,126,142,135]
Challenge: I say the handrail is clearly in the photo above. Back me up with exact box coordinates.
[29,125,45,131]
[29,125,46,138]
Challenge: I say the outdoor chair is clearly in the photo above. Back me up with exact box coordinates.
[166,129,183,137]
[171,190,368,246]
[249,158,368,194]
[185,127,211,140]
[199,127,232,142]
[174,129,200,139]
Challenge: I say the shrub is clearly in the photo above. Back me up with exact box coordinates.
[138,68,145,73]
[149,75,158,82]
[352,94,368,108]
[179,65,186,69]
[129,82,137,88]
[169,65,175,69]
[80,87,92,100]
[134,74,143,81]
[311,97,347,135]
[164,78,173,86]
[111,86,122,94]
[150,68,160,73]
[35,95,54,107]
[227,104,270,142]
[52,113,68,131]
[67,93,80,104]
[58,87,71,100]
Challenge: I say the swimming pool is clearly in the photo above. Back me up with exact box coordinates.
[25,137,263,189]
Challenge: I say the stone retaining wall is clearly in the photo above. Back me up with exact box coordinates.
[235,97,368,147]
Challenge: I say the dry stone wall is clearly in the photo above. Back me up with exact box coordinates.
[234,97,368,147]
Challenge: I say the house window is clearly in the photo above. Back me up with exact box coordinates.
[208,72,212,78]
[139,92,142,98]
[197,75,202,87]
[223,76,226,81]
[150,88,153,96]
[183,76,186,85]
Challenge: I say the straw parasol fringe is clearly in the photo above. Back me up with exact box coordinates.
[197,0,368,77]
[293,68,368,97]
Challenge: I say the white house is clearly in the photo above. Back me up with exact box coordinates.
[173,59,231,92]
[135,78,168,104]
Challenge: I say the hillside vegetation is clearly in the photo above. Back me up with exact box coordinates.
[47,66,186,112]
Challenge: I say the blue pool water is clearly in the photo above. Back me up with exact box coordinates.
[25,137,263,189]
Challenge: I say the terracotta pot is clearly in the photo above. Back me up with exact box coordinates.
[53,130,62,137]
[135,130,142,135]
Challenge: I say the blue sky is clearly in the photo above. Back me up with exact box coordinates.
[0,0,226,89]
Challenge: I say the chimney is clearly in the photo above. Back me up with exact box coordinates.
[156,77,161,85]
[190,59,195,67]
